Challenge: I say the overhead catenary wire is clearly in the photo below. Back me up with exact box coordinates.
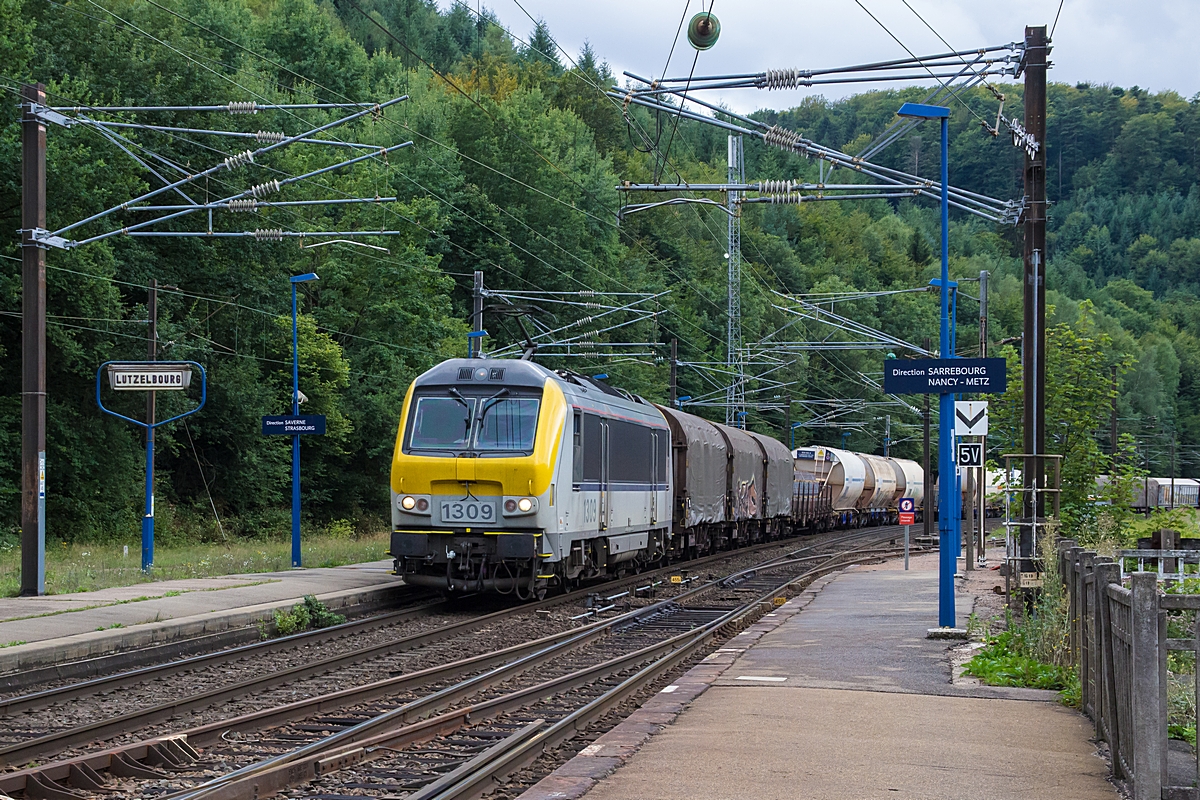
[18,0,779,388]
[106,0,732,356]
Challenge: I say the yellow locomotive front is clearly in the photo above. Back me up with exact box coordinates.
[390,358,566,595]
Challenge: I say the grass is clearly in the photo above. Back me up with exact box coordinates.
[963,628,1076,691]
[963,531,1079,703]
[0,532,391,597]
[273,595,347,636]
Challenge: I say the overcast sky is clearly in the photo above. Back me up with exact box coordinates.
[440,0,1200,114]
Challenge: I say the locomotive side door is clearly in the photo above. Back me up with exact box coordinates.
[650,431,659,524]
[599,420,610,530]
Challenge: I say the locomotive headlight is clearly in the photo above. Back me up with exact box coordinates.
[502,496,538,516]
[397,494,431,515]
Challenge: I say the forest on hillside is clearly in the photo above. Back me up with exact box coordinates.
[1,0,1198,542]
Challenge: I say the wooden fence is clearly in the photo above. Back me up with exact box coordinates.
[1060,539,1200,800]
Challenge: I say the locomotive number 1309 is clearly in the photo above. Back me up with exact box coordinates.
[439,501,495,523]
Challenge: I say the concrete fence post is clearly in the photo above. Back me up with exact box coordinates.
[1095,561,1122,775]
[1080,552,1096,713]
[1069,546,1083,664]
[1131,571,1163,800]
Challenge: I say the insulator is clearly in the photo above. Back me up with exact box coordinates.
[580,290,594,297]
[227,101,258,114]
[255,130,285,143]
[763,125,803,151]
[252,228,284,241]
[771,192,803,204]
[249,179,281,198]
[227,199,258,212]
[759,68,808,90]
[223,150,255,170]
[758,180,796,196]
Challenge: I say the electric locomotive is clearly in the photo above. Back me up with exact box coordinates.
[390,359,671,597]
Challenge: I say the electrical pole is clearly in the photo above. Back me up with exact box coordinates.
[146,279,157,514]
[884,415,891,457]
[1021,25,1048,571]
[726,134,744,427]
[20,83,47,597]
[1170,433,1176,510]
[1110,366,1119,456]
[978,269,988,563]
[784,394,792,448]
[923,337,932,542]
[669,338,678,409]
[470,270,484,358]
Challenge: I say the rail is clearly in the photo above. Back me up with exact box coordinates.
[0,529,917,800]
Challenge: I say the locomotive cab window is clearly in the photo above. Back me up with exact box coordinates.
[405,389,541,455]
[474,397,540,451]
[409,396,474,450]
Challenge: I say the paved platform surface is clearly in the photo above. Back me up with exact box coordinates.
[0,560,404,680]
[521,554,1118,800]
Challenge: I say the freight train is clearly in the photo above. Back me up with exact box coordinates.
[389,358,923,597]
[1096,475,1200,511]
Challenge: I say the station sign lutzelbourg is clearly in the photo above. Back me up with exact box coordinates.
[882,357,1007,395]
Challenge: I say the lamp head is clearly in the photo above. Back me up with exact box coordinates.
[897,102,950,120]
[687,11,721,51]
[290,272,320,284]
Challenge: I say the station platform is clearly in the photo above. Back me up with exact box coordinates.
[520,553,1118,800]
[0,560,404,688]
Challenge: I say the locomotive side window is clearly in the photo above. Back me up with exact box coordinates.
[410,396,474,450]
[572,411,583,486]
[582,413,603,482]
[656,429,668,483]
[608,419,653,484]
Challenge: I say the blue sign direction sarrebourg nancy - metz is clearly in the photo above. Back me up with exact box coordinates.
[262,415,327,435]
[883,358,1007,395]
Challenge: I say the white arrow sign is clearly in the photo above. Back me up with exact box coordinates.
[954,401,988,436]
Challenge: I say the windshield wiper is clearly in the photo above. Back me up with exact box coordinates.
[476,389,510,428]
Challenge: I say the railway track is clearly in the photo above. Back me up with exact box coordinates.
[0,527,897,771]
[0,527,921,799]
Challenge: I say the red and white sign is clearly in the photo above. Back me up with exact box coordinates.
[898,497,915,526]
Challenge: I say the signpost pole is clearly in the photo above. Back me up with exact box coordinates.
[289,273,319,568]
[96,362,205,572]
[964,465,974,572]
[142,418,155,570]
[937,111,958,628]
[905,525,910,571]
[896,101,956,628]
[292,281,301,569]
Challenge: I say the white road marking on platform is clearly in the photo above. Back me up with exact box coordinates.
[735,675,787,682]
[579,744,604,756]
[660,685,679,693]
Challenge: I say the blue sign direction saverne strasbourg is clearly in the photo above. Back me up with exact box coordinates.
[262,415,327,435]
[883,358,1007,395]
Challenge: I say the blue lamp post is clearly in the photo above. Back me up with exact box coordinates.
[898,101,958,628]
[290,272,319,568]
